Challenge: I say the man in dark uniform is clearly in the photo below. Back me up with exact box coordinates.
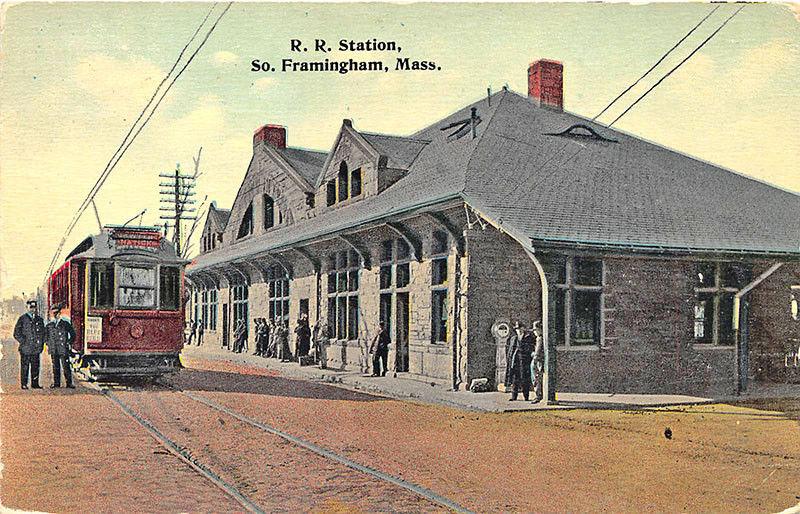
[295,314,311,358]
[45,303,76,388]
[505,321,534,401]
[13,300,45,389]
[531,321,545,404]
[370,322,391,377]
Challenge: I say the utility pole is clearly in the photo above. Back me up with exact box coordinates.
[159,162,197,256]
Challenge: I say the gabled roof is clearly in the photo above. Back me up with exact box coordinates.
[189,88,799,271]
[275,147,327,186]
[207,204,230,232]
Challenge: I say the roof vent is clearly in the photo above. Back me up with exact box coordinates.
[441,107,482,141]
[545,124,617,143]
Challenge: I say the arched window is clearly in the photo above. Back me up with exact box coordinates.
[351,167,362,197]
[338,162,349,202]
[237,202,253,239]
[263,194,275,229]
[326,181,336,206]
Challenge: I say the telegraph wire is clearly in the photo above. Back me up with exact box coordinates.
[593,4,720,122]
[608,5,745,127]
[45,2,233,281]
[45,3,220,279]
[501,5,745,208]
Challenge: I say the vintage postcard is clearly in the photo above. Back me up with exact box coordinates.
[1,2,799,512]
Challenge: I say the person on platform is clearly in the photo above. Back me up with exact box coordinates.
[531,321,545,404]
[255,318,267,356]
[267,318,277,358]
[312,319,329,369]
[197,320,205,346]
[369,322,391,377]
[188,319,197,345]
[45,303,76,389]
[505,321,534,401]
[14,300,45,389]
[278,320,291,362]
[233,319,246,353]
[295,314,311,359]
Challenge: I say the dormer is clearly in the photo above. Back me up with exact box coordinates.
[223,124,325,245]
[314,120,429,212]
[199,202,229,253]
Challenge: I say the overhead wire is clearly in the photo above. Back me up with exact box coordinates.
[593,4,720,122]
[608,5,745,127]
[45,3,220,279]
[499,5,745,208]
[44,2,233,281]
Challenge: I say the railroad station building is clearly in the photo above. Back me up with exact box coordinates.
[186,60,800,397]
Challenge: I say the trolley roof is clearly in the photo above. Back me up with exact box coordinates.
[65,226,187,264]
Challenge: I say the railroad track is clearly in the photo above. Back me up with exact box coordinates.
[86,378,473,514]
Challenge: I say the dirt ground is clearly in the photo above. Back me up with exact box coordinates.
[2,344,799,513]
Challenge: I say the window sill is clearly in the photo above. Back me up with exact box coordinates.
[556,345,600,352]
[692,344,735,351]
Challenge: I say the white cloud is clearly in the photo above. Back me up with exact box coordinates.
[212,50,239,66]
[74,54,163,104]
[251,77,275,94]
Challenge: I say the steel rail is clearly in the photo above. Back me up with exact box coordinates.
[87,382,265,514]
[181,390,474,514]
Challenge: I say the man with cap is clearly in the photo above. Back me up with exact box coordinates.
[369,322,391,377]
[13,300,46,389]
[45,303,76,388]
[530,321,545,404]
[505,321,534,401]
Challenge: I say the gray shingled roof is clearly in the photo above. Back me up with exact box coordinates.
[276,147,327,186]
[189,89,799,272]
[360,132,430,169]
[208,205,230,232]
[462,91,800,254]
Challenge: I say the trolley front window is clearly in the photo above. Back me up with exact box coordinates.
[159,266,181,311]
[118,266,156,309]
[90,262,115,309]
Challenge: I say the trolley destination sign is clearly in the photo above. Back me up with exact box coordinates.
[110,227,163,249]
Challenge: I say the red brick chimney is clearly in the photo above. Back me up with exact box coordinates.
[253,124,287,149]
[528,59,563,110]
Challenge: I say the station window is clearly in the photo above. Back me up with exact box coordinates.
[118,266,156,309]
[380,239,413,292]
[337,162,350,203]
[208,289,218,330]
[351,167,362,197]
[90,262,115,309]
[550,256,604,347]
[326,181,336,207]
[267,265,290,325]
[327,249,360,340]
[430,231,449,343]
[201,289,208,328]
[232,283,249,338]
[694,262,751,345]
[263,194,275,229]
[237,202,253,239]
[159,266,181,311]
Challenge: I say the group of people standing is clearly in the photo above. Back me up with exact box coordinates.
[504,320,544,403]
[232,314,318,364]
[13,300,76,389]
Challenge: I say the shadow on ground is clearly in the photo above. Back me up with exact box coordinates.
[159,367,385,403]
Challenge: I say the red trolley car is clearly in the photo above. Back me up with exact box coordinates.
[46,225,188,379]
